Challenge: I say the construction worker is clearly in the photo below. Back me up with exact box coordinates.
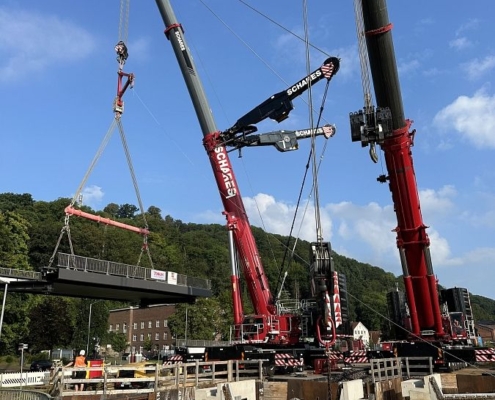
[66,350,87,391]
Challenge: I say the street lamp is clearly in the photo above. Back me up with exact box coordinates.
[87,300,104,356]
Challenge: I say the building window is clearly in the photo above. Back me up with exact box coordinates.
[163,332,168,340]
[123,323,127,333]
[148,321,152,328]
[156,320,160,328]
[116,324,120,331]
[141,322,145,329]
[164,319,168,328]
[155,333,160,341]
[109,324,113,332]
[147,333,151,339]
[132,335,137,342]
[133,322,137,329]
[140,334,144,341]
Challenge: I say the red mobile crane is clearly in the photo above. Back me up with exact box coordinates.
[154,0,346,370]
[350,0,477,367]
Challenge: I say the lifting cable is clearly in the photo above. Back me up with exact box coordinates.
[273,4,334,300]
[48,0,153,269]
[353,0,381,164]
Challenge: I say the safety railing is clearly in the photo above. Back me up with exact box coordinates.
[57,253,210,290]
[0,371,47,389]
[54,360,265,397]
[0,267,41,281]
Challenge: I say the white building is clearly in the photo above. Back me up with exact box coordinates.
[351,321,370,348]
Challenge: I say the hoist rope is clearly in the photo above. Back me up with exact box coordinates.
[118,0,130,44]
[70,120,118,208]
[353,0,373,109]
[49,0,154,269]
[198,0,334,127]
[47,120,118,268]
[237,0,330,57]
[273,2,333,298]
[302,0,324,245]
[115,117,154,269]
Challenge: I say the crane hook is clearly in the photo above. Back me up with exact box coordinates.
[369,142,378,163]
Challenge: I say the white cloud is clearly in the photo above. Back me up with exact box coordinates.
[419,185,456,217]
[194,190,495,296]
[80,185,104,208]
[455,18,479,36]
[461,55,495,80]
[243,193,332,242]
[433,89,495,148]
[398,59,420,76]
[428,228,462,267]
[0,7,95,82]
[449,37,472,50]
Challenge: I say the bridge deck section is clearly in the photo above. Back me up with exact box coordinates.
[3,253,211,305]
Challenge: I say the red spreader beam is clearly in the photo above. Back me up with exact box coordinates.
[65,206,149,236]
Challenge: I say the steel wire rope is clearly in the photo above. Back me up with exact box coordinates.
[303,0,325,245]
[118,0,130,44]
[197,0,332,286]
[116,117,154,269]
[353,0,384,167]
[48,119,118,268]
[115,0,155,270]
[237,0,331,57]
[272,20,335,299]
[192,0,293,281]
[198,0,334,130]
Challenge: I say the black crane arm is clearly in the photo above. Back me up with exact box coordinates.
[229,124,336,153]
[223,57,340,140]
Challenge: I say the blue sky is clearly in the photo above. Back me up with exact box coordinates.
[1,1,494,300]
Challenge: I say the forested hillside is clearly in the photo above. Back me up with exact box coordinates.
[0,192,493,355]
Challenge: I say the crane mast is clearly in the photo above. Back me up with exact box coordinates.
[154,0,274,323]
[350,0,443,337]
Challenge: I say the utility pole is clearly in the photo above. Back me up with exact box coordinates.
[87,300,104,355]
[0,280,8,342]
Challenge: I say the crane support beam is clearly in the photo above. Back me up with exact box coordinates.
[64,206,149,236]
[360,0,444,336]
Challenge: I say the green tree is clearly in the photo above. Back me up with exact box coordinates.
[143,336,153,352]
[103,203,119,217]
[117,204,138,219]
[147,206,162,217]
[27,297,75,353]
[0,211,31,270]
[107,332,128,353]
[169,298,231,341]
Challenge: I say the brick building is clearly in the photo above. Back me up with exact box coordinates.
[476,320,495,345]
[108,304,176,355]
